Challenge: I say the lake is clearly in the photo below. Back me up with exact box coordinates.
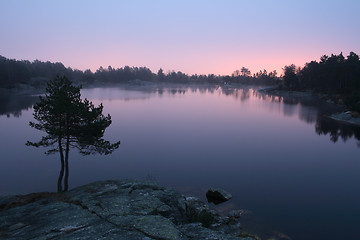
[1,84,359,240]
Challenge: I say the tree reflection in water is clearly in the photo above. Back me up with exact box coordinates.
[315,117,360,146]
[0,90,38,118]
[2,84,359,147]
[256,89,360,147]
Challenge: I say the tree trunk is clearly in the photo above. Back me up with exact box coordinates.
[64,135,70,191]
[57,138,65,192]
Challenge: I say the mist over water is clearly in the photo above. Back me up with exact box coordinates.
[0,85,359,240]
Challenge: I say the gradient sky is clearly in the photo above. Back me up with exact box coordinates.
[1,0,360,76]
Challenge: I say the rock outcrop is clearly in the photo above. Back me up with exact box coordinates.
[206,188,233,204]
[330,111,360,125]
[0,179,254,240]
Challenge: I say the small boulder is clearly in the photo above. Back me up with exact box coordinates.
[228,209,249,218]
[206,188,232,204]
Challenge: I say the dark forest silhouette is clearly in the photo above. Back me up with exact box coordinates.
[0,55,279,88]
[26,76,120,192]
[1,52,359,89]
[2,52,359,98]
[282,52,360,111]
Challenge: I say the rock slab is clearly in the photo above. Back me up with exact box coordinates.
[0,179,253,240]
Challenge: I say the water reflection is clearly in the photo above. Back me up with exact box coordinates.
[220,86,251,101]
[316,117,360,145]
[111,84,360,146]
[0,91,38,117]
[2,84,360,146]
[254,90,360,146]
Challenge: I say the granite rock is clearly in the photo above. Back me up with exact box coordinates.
[0,179,254,240]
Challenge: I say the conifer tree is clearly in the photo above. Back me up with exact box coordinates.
[27,75,120,192]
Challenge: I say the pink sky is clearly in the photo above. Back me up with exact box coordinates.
[1,0,359,76]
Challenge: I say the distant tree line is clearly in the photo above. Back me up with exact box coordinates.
[228,67,279,85]
[0,55,79,88]
[0,55,279,88]
[1,52,359,110]
[282,52,360,111]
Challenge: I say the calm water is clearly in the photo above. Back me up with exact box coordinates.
[1,84,359,240]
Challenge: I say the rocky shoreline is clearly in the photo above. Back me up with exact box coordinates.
[328,111,360,125]
[0,179,256,240]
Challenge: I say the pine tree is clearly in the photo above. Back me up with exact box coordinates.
[27,75,120,192]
